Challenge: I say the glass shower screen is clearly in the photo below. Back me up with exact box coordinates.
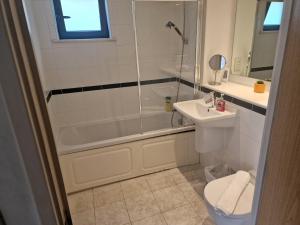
[133,0,200,132]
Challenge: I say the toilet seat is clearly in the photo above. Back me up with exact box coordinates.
[204,174,255,216]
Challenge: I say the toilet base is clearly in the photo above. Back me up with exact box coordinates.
[204,198,251,225]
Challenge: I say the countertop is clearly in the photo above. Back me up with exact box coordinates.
[202,82,269,109]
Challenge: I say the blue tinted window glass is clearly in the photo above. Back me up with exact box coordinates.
[53,0,109,39]
[60,0,101,31]
[264,2,283,26]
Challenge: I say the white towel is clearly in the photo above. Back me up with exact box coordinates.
[216,170,251,215]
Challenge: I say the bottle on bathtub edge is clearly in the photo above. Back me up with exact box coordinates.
[165,96,172,112]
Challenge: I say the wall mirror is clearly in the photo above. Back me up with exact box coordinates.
[231,0,284,81]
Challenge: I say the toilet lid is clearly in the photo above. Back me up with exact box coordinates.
[204,174,255,215]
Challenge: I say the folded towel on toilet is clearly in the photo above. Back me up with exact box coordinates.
[216,170,251,215]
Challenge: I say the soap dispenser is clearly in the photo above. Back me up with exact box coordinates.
[216,94,225,112]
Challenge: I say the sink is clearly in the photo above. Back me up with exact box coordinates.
[174,99,237,153]
[174,99,237,127]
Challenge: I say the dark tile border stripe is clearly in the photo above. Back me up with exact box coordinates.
[46,91,52,103]
[232,97,253,110]
[252,105,267,115]
[179,79,194,88]
[46,78,179,103]
[140,77,177,85]
[199,86,267,116]
[45,78,266,116]
[250,66,273,72]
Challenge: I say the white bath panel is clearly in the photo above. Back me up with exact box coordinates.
[72,148,132,184]
[59,131,198,193]
[142,140,177,169]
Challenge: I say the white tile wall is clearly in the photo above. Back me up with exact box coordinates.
[27,0,138,90]
[199,102,265,172]
[23,0,47,92]
[24,0,197,129]
[214,103,265,171]
[27,0,197,90]
[51,87,140,127]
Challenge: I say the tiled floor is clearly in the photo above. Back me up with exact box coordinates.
[68,164,215,225]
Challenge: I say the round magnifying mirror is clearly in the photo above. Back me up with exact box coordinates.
[208,54,226,85]
[209,54,226,70]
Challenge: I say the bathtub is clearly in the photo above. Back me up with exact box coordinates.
[57,112,199,193]
[57,112,194,155]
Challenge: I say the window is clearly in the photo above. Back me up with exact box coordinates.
[263,1,284,31]
[53,0,110,39]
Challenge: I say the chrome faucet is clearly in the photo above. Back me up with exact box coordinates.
[203,91,215,108]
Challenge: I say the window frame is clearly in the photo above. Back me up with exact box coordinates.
[262,1,283,32]
[52,0,110,39]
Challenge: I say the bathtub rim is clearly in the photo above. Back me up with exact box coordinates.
[57,125,195,156]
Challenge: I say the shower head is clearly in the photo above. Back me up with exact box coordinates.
[165,20,186,43]
[166,21,176,29]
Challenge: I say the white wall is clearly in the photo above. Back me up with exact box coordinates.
[200,0,265,171]
[200,101,265,172]
[27,0,197,89]
[22,0,47,92]
[202,0,236,84]
[224,104,265,171]
[26,0,196,129]
[30,0,138,90]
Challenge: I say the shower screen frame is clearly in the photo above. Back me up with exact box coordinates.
[131,0,203,133]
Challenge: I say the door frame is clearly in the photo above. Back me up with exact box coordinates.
[0,0,71,224]
[252,0,300,224]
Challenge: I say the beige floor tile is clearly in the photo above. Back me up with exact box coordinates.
[121,177,151,199]
[177,182,205,204]
[163,205,203,225]
[153,186,188,212]
[71,209,95,225]
[178,164,203,173]
[191,181,206,197]
[146,172,175,191]
[182,170,199,182]
[202,217,215,225]
[68,190,94,214]
[192,199,209,219]
[177,182,195,193]
[93,183,123,207]
[158,168,189,185]
[192,168,206,182]
[173,174,191,184]
[132,214,167,225]
[125,192,160,222]
[95,201,130,225]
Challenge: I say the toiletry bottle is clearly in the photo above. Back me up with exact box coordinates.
[165,96,172,112]
[216,94,225,112]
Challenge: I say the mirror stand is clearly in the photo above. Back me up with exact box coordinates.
[208,70,222,86]
[208,54,226,86]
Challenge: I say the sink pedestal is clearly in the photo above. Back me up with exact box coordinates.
[195,125,226,153]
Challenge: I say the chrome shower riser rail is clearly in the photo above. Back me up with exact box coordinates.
[132,0,144,133]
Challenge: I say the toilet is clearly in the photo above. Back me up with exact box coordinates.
[203,171,256,225]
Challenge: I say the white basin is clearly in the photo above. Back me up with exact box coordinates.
[174,99,236,128]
